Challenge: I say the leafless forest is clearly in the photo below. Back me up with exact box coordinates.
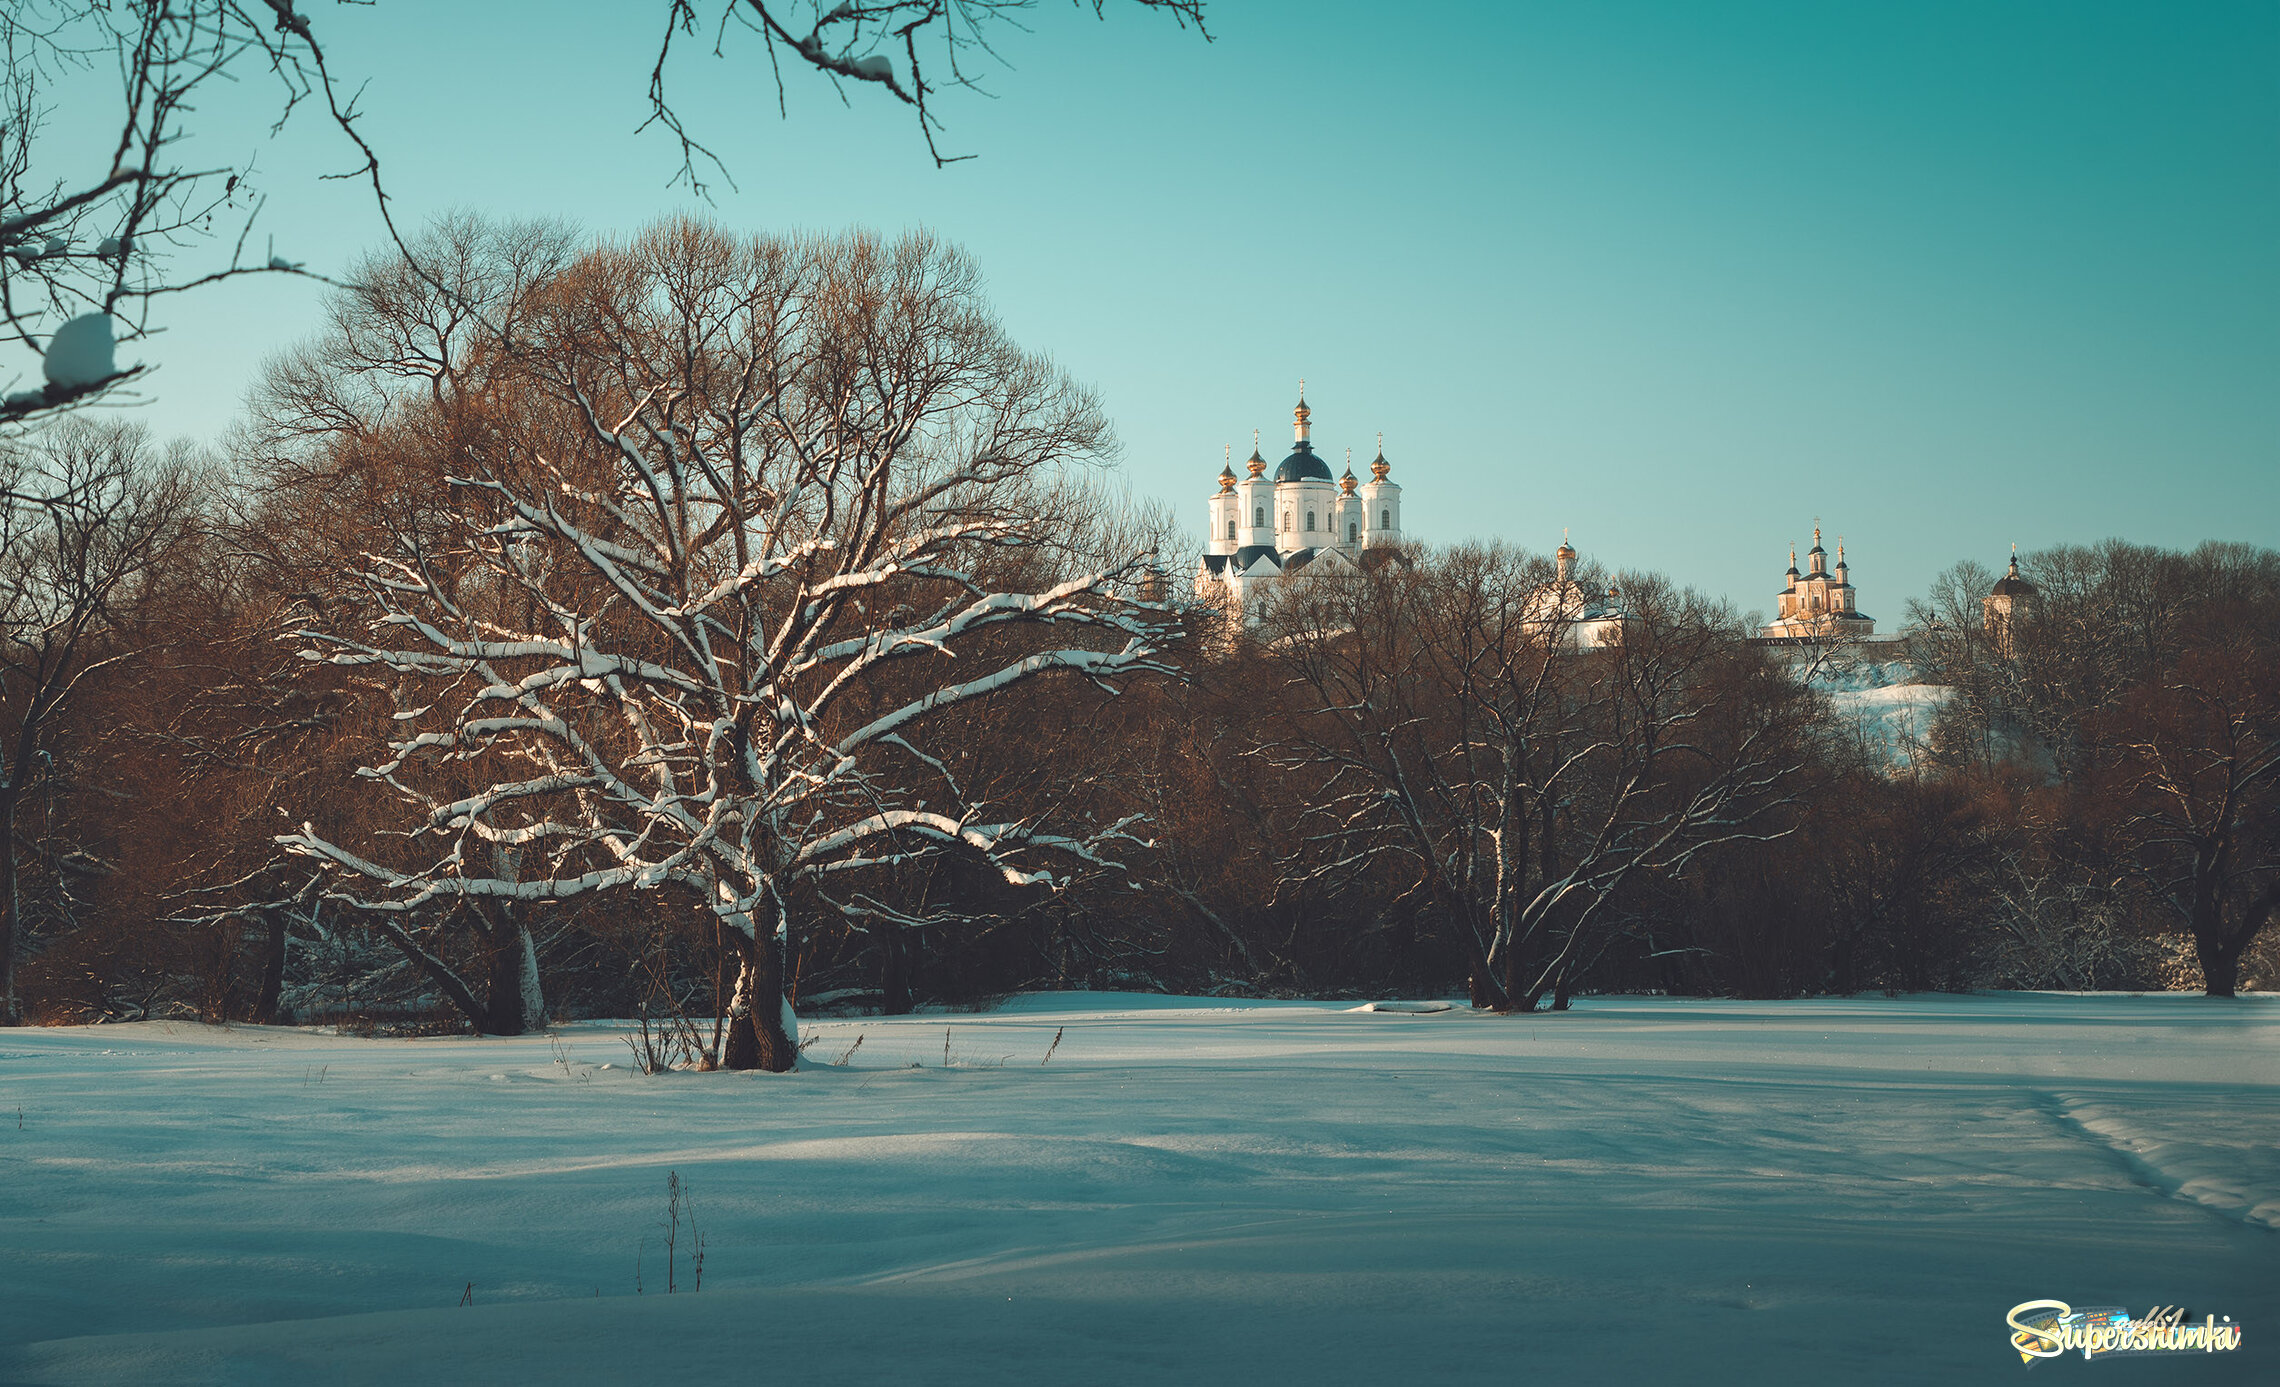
[3,3,2274,1060]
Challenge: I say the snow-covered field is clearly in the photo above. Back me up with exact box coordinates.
[3,993,2273,1384]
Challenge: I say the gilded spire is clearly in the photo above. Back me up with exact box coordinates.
[1370,432,1390,483]
[1246,428,1265,478]
[1218,444,1237,494]
[1293,382,1312,445]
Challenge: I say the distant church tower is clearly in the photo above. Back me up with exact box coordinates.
[1982,547,2039,656]
[1759,526,1874,640]
[1198,387,1402,610]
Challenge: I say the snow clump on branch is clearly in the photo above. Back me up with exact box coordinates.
[43,314,118,390]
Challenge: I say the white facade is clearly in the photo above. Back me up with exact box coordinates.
[1521,540,1630,647]
[1197,392,1403,614]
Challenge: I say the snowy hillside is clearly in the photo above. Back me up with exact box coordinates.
[1798,653,1951,770]
[1827,681,1952,768]
[2,994,2272,1384]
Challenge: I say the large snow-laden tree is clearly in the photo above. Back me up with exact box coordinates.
[277,222,1177,1065]
[1257,547,1820,1012]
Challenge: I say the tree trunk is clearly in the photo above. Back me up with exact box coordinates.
[1468,968,1505,1010]
[372,903,534,1036]
[1829,929,1857,997]
[476,846,540,1034]
[0,784,19,1026]
[2196,932,2241,999]
[1454,911,1507,1011]
[723,958,757,1070]
[518,924,545,1030]
[880,925,913,1016]
[723,930,798,1072]
[479,914,537,1035]
[1499,939,1526,1012]
[2191,859,2241,998]
[377,914,493,1033]
[252,910,288,1024]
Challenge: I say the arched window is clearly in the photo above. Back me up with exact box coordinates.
[1281,510,1291,532]
[1225,519,1236,541]
[1306,510,1316,532]
[1380,508,1390,531]
[1348,522,1358,542]
[1253,506,1264,528]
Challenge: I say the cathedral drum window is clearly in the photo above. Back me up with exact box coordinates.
[1306,510,1316,532]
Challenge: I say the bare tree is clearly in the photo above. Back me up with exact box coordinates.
[1259,547,1818,1011]
[274,222,1178,1063]
[0,420,200,1023]
[2091,633,2280,997]
[645,0,1211,182]
[0,1,387,428]
[1,0,1211,439]
[1917,540,2280,995]
[1973,841,2145,991]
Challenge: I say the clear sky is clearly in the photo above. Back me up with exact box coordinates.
[109,0,2279,624]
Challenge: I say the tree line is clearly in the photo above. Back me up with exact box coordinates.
[3,218,2274,1054]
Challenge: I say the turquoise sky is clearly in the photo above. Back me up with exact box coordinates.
[114,0,2278,622]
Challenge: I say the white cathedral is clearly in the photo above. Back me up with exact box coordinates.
[1195,389,1404,609]
[1194,390,1893,653]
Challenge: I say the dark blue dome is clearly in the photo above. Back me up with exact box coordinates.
[1274,442,1332,482]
